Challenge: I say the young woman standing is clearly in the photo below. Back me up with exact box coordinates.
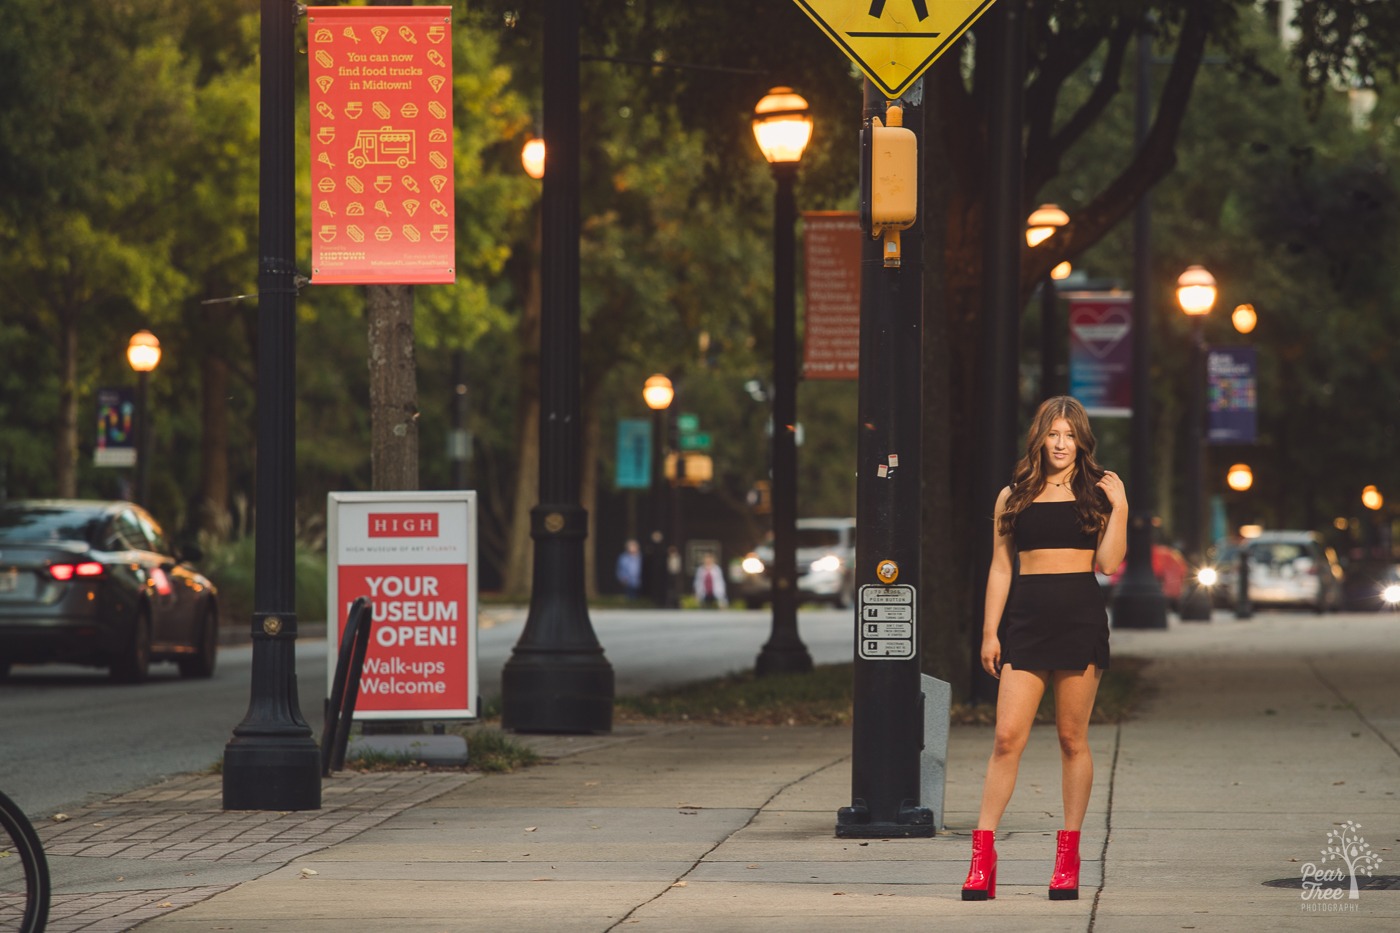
[961,396,1127,901]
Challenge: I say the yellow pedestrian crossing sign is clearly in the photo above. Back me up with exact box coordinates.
[792,0,999,99]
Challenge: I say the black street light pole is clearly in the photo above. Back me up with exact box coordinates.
[643,375,672,608]
[501,0,614,733]
[1180,314,1213,619]
[1111,26,1170,629]
[134,370,152,505]
[757,157,813,676]
[223,0,322,811]
[1039,278,1060,400]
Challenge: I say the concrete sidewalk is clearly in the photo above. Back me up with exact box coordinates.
[33,610,1400,931]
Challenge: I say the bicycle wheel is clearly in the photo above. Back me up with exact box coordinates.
[0,790,49,933]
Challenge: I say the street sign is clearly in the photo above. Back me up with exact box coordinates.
[791,0,999,99]
[678,432,711,452]
[857,584,916,660]
[676,413,700,434]
[327,492,478,720]
[615,418,651,489]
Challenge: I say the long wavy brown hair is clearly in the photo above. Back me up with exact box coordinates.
[996,396,1110,538]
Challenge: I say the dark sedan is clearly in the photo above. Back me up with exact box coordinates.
[0,500,218,682]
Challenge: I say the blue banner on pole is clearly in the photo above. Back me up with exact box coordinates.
[95,386,137,467]
[615,419,652,489]
[1207,346,1257,444]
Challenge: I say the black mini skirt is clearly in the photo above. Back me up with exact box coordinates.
[1000,571,1110,672]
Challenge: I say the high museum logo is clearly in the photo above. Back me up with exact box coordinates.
[1300,821,1383,911]
[368,513,439,537]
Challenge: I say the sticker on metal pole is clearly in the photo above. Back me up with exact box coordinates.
[858,583,916,660]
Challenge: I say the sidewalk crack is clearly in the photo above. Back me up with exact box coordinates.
[1309,660,1400,758]
[604,753,851,930]
[1086,721,1122,933]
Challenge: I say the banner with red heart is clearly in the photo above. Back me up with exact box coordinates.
[1067,295,1133,416]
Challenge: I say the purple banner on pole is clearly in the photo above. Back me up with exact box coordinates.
[1067,294,1133,417]
[1207,346,1257,444]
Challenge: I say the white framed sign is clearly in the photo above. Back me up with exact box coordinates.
[327,491,478,719]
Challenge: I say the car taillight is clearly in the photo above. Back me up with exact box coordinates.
[49,562,105,581]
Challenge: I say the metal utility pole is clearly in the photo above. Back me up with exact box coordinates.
[1112,26,1170,629]
[501,0,614,733]
[836,79,931,840]
[223,0,322,811]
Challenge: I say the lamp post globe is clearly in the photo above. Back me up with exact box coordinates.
[1363,485,1384,512]
[1231,303,1257,334]
[752,87,813,165]
[1226,463,1253,492]
[753,86,813,677]
[1178,265,1216,621]
[521,137,545,180]
[126,330,161,507]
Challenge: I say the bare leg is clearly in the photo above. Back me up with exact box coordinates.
[976,666,1048,830]
[1052,665,1103,831]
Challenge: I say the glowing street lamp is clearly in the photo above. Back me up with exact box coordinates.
[753,86,813,676]
[126,330,161,506]
[1226,463,1253,492]
[521,137,545,180]
[1231,303,1257,334]
[1363,485,1384,511]
[751,87,813,165]
[1178,265,1216,620]
[1026,204,1070,400]
[643,375,674,608]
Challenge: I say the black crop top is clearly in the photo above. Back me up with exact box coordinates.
[1013,501,1099,552]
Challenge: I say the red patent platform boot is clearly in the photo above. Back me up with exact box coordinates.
[961,829,997,901]
[1048,829,1081,900]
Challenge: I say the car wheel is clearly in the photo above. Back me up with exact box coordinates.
[179,605,218,679]
[111,608,152,684]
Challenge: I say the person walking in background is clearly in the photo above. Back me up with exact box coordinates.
[615,539,642,600]
[961,396,1127,903]
[693,552,728,608]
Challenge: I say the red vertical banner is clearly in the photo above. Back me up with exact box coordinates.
[802,212,862,380]
[307,6,455,285]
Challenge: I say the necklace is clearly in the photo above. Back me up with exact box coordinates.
[1047,475,1073,488]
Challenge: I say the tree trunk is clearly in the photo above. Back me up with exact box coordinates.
[198,346,231,538]
[56,315,79,497]
[366,284,418,491]
[919,67,988,704]
[502,208,543,598]
[580,386,600,600]
[503,399,539,598]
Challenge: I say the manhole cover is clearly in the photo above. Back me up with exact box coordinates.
[1262,875,1400,891]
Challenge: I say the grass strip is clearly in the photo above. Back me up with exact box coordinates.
[612,656,1149,727]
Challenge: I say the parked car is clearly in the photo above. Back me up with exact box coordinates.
[1209,531,1344,613]
[1100,543,1190,608]
[1340,558,1400,612]
[729,517,856,609]
[0,499,219,682]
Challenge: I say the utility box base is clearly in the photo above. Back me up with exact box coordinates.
[920,673,951,832]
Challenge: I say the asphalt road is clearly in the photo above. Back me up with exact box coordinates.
[0,607,854,820]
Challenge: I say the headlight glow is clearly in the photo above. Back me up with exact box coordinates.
[1382,583,1400,606]
[741,555,765,575]
[1197,567,1218,587]
[810,554,842,573]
